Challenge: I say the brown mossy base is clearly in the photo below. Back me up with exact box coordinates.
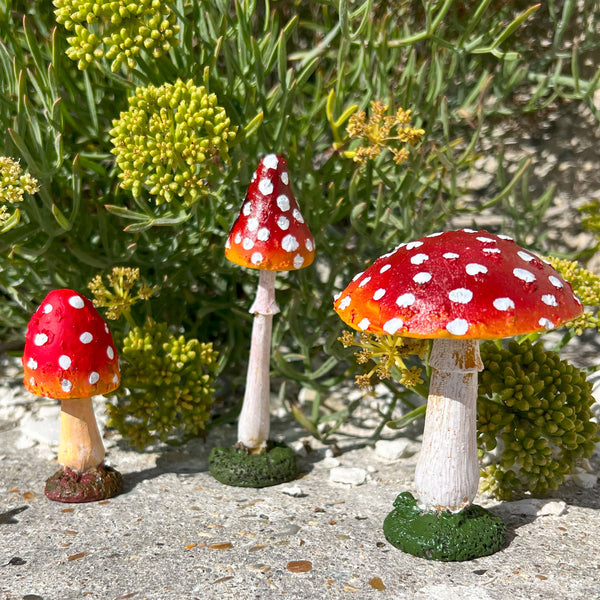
[44,464,123,503]
[383,492,506,561]
[209,441,298,488]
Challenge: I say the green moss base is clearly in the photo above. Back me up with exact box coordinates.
[44,464,123,503]
[209,441,298,488]
[383,492,506,561]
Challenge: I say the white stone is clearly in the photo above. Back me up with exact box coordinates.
[570,469,598,489]
[19,410,60,446]
[329,466,367,486]
[504,498,568,517]
[280,485,305,497]
[375,439,412,461]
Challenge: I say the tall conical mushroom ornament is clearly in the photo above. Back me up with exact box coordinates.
[334,229,583,561]
[22,289,123,502]
[209,154,315,487]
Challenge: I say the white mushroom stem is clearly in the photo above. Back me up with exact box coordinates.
[413,338,483,512]
[238,270,280,453]
[58,397,106,472]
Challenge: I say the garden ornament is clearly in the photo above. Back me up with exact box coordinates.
[22,289,122,502]
[209,154,315,487]
[334,229,583,560]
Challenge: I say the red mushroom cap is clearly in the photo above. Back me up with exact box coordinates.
[225,154,315,271]
[22,289,120,399]
[334,229,583,339]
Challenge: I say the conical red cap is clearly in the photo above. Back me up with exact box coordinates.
[225,154,315,271]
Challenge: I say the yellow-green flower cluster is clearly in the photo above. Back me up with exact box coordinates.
[0,157,39,228]
[110,79,237,207]
[106,318,219,449]
[544,256,600,335]
[478,339,598,499]
[338,330,428,391]
[345,101,424,165]
[53,0,179,71]
[88,266,156,321]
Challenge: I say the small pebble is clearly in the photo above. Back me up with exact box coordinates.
[504,498,568,517]
[375,439,412,461]
[280,485,305,497]
[570,469,597,489]
[329,467,367,486]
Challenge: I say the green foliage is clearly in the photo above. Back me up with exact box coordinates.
[53,0,179,71]
[110,79,237,210]
[106,317,219,449]
[0,156,39,231]
[1,1,599,451]
[478,339,598,499]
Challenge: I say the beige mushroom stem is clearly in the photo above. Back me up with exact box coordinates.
[58,397,106,472]
[413,338,483,512]
[238,270,280,454]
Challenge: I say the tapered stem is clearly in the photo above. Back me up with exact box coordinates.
[413,338,483,512]
[238,270,280,453]
[58,397,105,472]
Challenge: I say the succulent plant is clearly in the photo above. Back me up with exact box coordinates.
[109,79,237,207]
[106,318,219,449]
[53,0,179,71]
[478,338,598,499]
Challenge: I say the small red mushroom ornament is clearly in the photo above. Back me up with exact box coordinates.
[22,289,123,502]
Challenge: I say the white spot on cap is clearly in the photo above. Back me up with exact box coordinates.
[358,277,371,288]
[29,376,35,386]
[34,333,48,346]
[69,296,85,309]
[465,263,488,276]
[493,297,515,311]
[339,296,351,310]
[281,171,289,185]
[396,293,416,307]
[277,216,290,230]
[518,251,536,262]
[243,202,252,216]
[406,241,423,250]
[247,217,259,231]
[104,324,109,334]
[112,374,119,384]
[443,252,459,259]
[539,317,555,330]
[107,346,115,360]
[251,172,257,181]
[293,208,304,223]
[357,318,371,330]
[380,264,391,274]
[89,372,100,385]
[251,252,263,265]
[282,235,299,252]
[373,289,386,300]
[234,232,242,244]
[59,355,72,370]
[383,318,404,334]
[27,358,37,370]
[446,318,469,336]
[61,379,72,393]
[258,178,273,196]
[305,239,314,252]
[293,254,305,269]
[513,268,536,283]
[497,234,513,240]
[463,228,476,233]
[352,271,364,282]
[263,154,279,170]
[225,238,231,249]
[427,232,443,238]
[242,238,254,250]
[483,248,501,254]
[449,288,473,304]
[333,292,342,301]
[410,253,429,265]
[542,294,558,307]
[43,304,53,314]
[257,228,270,241]
[477,236,496,244]
[277,195,290,211]
[549,276,563,288]
[413,272,432,284]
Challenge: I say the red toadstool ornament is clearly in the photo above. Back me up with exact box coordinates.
[22,289,123,502]
[334,229,583,560]
[210,154,314,487]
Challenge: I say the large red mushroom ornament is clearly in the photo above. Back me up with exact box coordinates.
[22,289,122,502]
[209,154,315,487]
[334,229,583,560]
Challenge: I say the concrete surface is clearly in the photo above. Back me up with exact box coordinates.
[1,354,600,600]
